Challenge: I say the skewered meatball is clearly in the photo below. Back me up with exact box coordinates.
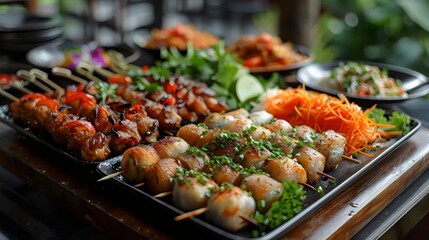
[265,157,307,184]
[314,130,346,171]
[204,113,235,129]
[173,176,218,211]
[152,136,190,159]
[146,158,182,194]
[241,174,283,212]
[205,186,255,232]
[120,145,160,183]
[294,146,326,183]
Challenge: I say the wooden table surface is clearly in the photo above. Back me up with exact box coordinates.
[0,122,429,240]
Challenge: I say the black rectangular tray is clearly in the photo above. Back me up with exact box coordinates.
[96,118,422,240]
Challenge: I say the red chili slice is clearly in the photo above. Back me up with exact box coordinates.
[107,75,132,85]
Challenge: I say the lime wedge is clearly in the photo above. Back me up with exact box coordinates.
[236,75,264,102]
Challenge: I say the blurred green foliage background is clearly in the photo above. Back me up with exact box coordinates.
[313,0,429,76]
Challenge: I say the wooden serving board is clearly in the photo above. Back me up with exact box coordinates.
[0,122,429,239]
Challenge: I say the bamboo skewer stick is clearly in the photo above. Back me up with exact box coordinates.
[153,191,172,198]
[240,215,262,228]
[52,67,88,85]
[76,62,102,82]
[0,88,19,101]
[29,68,64,94]
[97,170,125,182]
[107,50,140,75]
[317,171,336,180]
[299,182,317,191]
[93,65,115,78]
[174,207,208,221]
[133,182,145,188]
[17,70,54,94]
[174,207,260,228]
[10,81,33,94]
[342,155,361,164]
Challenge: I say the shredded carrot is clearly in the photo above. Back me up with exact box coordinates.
[261,86,384,156]
[378,130,403,139]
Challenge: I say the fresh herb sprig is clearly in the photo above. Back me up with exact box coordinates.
[252,180,306,237]
[367,107,411,134]
[95,81,117,105]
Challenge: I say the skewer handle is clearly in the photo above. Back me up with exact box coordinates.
[76,62,102,82]
[30,68,64,93]
[52,67,88,85]
[16,70,53,94]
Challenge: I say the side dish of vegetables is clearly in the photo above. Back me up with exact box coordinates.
[327,62,407,97]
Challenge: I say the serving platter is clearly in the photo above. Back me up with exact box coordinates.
[96,117,421,240]
[296,61,429,107]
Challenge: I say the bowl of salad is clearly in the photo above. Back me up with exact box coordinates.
[296,61,429,106]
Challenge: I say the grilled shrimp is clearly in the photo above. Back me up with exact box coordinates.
[176,124,206,146]
[239,146,271,169]
[120,145,160,183]
[222,108,249,118]
[293,125,317,143]
[247,125,273,140]
[205,186,255,232]
[203,112,235,129]
[146,158,182,194]
[294,146,326,183]
[176,149,209,171]
[241,174,283,212]
[265,157,307,184]
[173,176,218,211]
[205,165,243,186]
[271,135,300,155]
[153,136,190,159]
[222,118,253,133]
[249,110,274,124]
[314,130,346,171]
[263,119,293,136]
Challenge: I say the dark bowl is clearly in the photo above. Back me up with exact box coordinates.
[0,26,63,44]
[0,14,61,32]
